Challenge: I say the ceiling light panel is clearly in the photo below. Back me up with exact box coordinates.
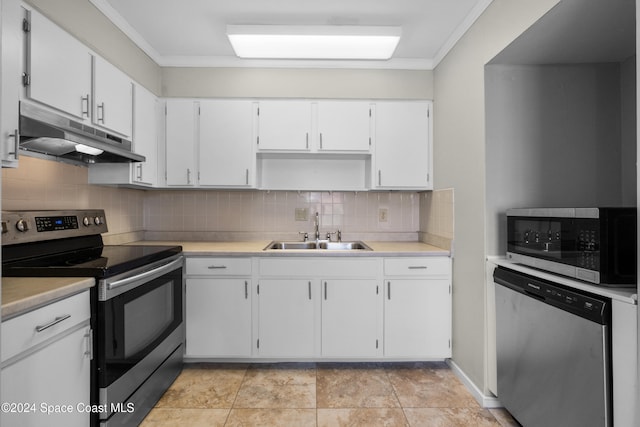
[227,25,401,60]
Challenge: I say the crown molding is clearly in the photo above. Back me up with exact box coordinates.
[433,0,494,67]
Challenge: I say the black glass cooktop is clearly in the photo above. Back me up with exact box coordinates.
[3,244,182,278]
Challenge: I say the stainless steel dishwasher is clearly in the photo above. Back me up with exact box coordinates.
[494,267,611,427]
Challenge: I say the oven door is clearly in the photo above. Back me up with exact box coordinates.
[96,255,183,420]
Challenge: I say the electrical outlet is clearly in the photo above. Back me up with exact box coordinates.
[295,208,309,221]
[379,208,388,222]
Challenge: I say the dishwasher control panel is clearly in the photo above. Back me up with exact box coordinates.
[496,266,609,324]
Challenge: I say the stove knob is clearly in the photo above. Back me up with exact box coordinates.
[83,217,91,227]
[16,219,29,232]
[94,216,102,226]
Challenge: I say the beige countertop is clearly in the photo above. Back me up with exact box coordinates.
[1,241,447,320]
[2,277,94,320]
[129,240,450,257]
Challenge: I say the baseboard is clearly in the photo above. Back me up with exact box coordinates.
[446,359,503,408]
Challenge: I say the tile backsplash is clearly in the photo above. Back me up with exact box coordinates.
[144,190,421,241]
[2,157,144,242]
[420,188,454,251]
[2,157,454,246]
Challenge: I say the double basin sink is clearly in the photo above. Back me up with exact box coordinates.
[264,241,372,251]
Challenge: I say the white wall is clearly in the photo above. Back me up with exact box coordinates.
[162,67,433,99]
[485,62,630,256]
[433,0,560,393]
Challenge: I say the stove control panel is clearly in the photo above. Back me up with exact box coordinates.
[1,210,108,245]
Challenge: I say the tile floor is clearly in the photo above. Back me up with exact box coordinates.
[141,362,520,427]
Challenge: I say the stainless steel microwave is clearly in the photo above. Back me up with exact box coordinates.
[506,208,636,286]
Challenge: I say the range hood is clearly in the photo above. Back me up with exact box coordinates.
[19,102,145,164]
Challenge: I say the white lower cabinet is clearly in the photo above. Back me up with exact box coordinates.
[185,257,252,358]
[321,279,382,358]
[1,291,91,427]
[186,278,252,357]
[184,255,451,360]
[383,258,452,358]
[257,279,319,357]
[384,279,451,358]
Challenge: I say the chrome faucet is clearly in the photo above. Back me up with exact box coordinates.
[314,212,320,241]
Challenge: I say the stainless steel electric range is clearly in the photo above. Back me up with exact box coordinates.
[2,209,184,427]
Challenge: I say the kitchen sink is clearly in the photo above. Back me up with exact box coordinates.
[264,241,318,250]
[264,241,372,251]
[317,241,372,250]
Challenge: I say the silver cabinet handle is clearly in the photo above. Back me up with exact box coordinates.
[97,102,105,123]
[81,95,90,118]
[378,170,382,186]
[208,265,227,269]
[324,281,327,300]
[408,266,428,270]
[387,281,391,300]
[36,314,71,332]
[308,281,312,300]
[319,133,323,149]
[305,133,309,149]
[136,163,143,181]
[245,281,248,299]
[8,128,19,159]
[187,168,191,184]
[246,169,249,185]
[84,329,94,359]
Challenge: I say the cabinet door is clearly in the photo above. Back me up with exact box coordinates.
[0,0,21,167]
[199,100,255,186]
[93,56,133,137]
[375,101,432,189]
[186,278,252,357]
[1,326,92,427]
[317,101,371,151]
[257,279,317,357]
[132,84,158,185]
[165,100,197,186]
[384,279,451,358]
[321,279,381,357]
[27,8,92,120]
[257,100,311,151]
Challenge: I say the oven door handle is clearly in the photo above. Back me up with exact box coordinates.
[107,257,183,291]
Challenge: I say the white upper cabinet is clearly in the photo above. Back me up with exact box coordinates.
[131,84,158,185]
[88,84,158,186]
[257,100,312,151]
[256,100,372,153]
[0,0,21,167]
[317,101,372,152]
[26,8,133,138]
[199,100,255,187]
[92,56,133,137]
[374,101,432,190]
[165,99,197,186]
[26,8,92,120]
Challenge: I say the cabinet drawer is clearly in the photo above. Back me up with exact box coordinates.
[384,257,450,277]
[2,291,90,363]
[186,257,252,276]
[259,257,380,277]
